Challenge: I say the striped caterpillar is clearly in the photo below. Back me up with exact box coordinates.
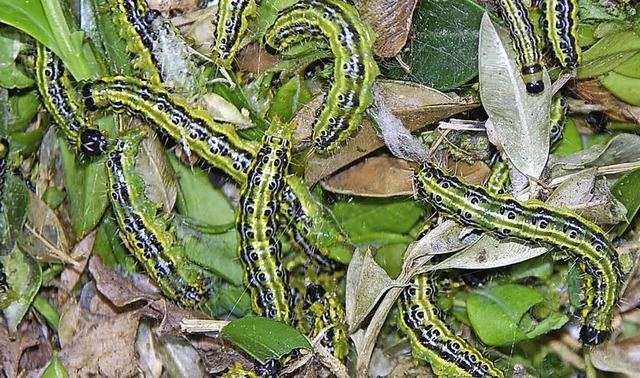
[106,0,163,84]
[106,129,210,307]
[236,119,295,322]
[303,283,349,359]
[0,139,8,214]
[263,0,379,153]
[397,275,505,377]
[213,0,256,68]
[549,93,568,146]
[414,162,621,345]
[0,261,9,294]
[35,44,108,156]
[107,0,199,93]
[495,0,545,93]
[540,0,581,70]
[82,76,347,270]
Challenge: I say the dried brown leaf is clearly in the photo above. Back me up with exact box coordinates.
[353,0,418,57]
[58,307,143,377]
[321,157,414,197]
[60,231,97,295]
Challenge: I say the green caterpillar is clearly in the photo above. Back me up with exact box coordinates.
[263,0,379,153]
[397,274,505,377]
[495,0,545,93]
[303,283,349,359]
[106,0,163,84]
[237,119,295,322]
[0,139,8,213]
[35,44,108,156]
[414,162,621,345]
[82,76,347,271]
[106,129,210,307]
[550,93,568,146]
[213,0,256,68]
[540,0,581,70]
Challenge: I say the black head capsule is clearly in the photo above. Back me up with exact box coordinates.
[580,325,609,345]
[79,129,109,156]
[521,64,545,94]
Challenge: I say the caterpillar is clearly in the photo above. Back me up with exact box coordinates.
[106,0,163,84]
[414,162,621,345]
[82,76,348,269]
[485,158,511,195]
[540,0,581,70]
[236,119,295,322]
[549,93,568,146]
[35,44,109,156]
[0,261,8,294]
[495,0,545,94]
[397,274,505,377]
[303,283,349,359]
[0,139,8,213]
[279,175,351,269]
[263,0,379,153]
[83,75,257,183]
[106,129,210,307]
[213,0,257,68]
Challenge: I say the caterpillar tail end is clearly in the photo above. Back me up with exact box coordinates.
[580,325,609,345]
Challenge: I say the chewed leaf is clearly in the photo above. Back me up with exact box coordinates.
[478,13,551,179]
[222,317,312,364]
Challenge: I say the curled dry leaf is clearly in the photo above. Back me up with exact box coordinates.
[321,156,414,197]
[23,191,72,265]
[547,168,626,226]
[304,80,479,185]
[89,256,161,308]
[573,79,640,123]
[59,231,97,295]
[345,248,400,331]
[58,308,143,377]
[352,0,418,57]
[137,130,178,214]
[590,334,640,375]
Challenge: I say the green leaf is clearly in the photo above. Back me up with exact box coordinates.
[2,246,42,334]
[168,154,242,285]
[222,317,312,364]
[551,118,583,157]
[33,294,60,332]
[0,0,92,79]
[333,197,424,239]
[0,27,35,88]
[93,214,137,271]
[601,70,640,106]
[267,76,311,122]
[466,284,545,346]
[610,167,640,235]
[7,92,41,133]
[42,352,69,378]
[0,175,30,255]
[380,0,486,90]
[578,30,640,79]
[59,136,109,237]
